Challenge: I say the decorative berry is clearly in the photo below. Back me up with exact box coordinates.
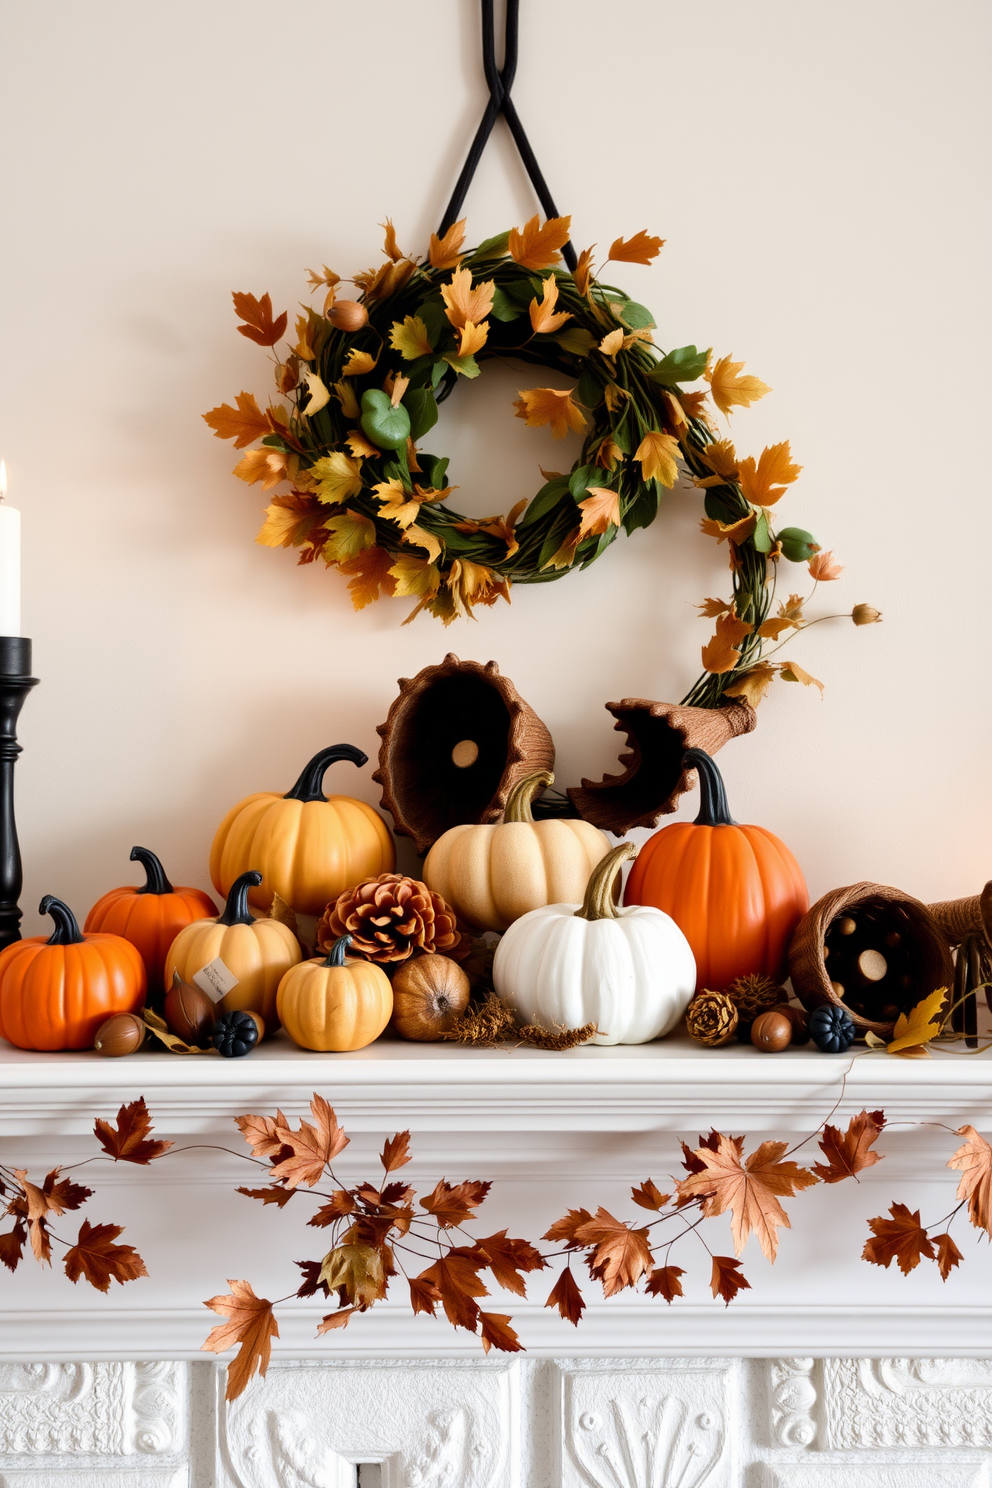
[212,1009,260,1058]
[809,1004,856,1053]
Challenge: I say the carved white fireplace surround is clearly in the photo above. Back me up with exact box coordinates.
[2,1037,991,1486]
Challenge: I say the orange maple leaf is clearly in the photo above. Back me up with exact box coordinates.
[545,1266,585,1325]
[812,1110,886,1184]
[711,1255,751,1304]
[513,387,588,439]
[94,1099,173,1165]
[236,1184,294,1208]
[676,1135,818,1260]
[808,549,843,582]
[63,1220,147,1293]
[428,218,466,269]
[645,1265,685,1302]
[232,291,287,348]
[529,275,572,335]
[480,1311,523,1354]
[472,1230,546,1296]
[737,441,802,506]
[203,391,271,449]
[631,1179,671,1213]
[635,430,681,487]
[700,512,757,546]
[948,1126,992,1234]
[706,354,770,416]
[509,214,572,269]
[232,448,288,491]
[572,1207,653,1296]
[863,1203,935,1274]
[256,494,326,551]
[934,1232,964,1280]
[723,662,778,709]
[607,230,665,264]
[268,1096,350,1189]
[202,1279,279,1400]
[416,1250,489,1331]
[701,610,753,675]
[317,1307,357,1334]
[380,1131,412,1173]
[573,245,595,296]
[543,1208,595,1246]
[338,547,398,611]
[235,1110,291,1163]
[420,1179,492,1228]
[577,486,621,540]
[408,1276,442,1315]
[440,265,495,329]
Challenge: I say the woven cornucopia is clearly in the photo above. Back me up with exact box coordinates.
[318,873,465,965]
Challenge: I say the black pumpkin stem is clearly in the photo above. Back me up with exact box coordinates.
[322,933,353,968]
[39,896,85,945]
[217,871,262,927]
[130,846,174,895]
[283,745,368,804]
[684,747,738,827]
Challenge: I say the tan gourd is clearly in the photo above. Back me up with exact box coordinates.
[423,771,611,932]
[277,934,392,1052]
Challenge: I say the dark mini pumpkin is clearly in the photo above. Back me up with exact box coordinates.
[212,1009,260,1058]
[809,1004,856,1054]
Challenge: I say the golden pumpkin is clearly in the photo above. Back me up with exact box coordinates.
[210,744,395,915]
[277,934,393,1052]
[423,770,611,932]
[163,871,301,1027]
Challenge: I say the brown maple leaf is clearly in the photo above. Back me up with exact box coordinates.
[948,1126,992,1235]
[812,1110,886,1184]
[543,1208,594,1246]
[646,1265,685,1302]
[479,1312,522,1354]
[318,1243,388,1309]
[308,1191,357,1227]
[416,1251,489,1331]
[380,1131,412,1173]
[863,1203,936,1274]
[203,1279,280,1401]
[12,1171,55,1263]
[317,1307,357,1334]
[711,1255,751,1304]
[268,1096,349,1188]
[232,290,288,347]
[202,391,270,448]
[95,1099,173,1165]
[675,1136,818,1260]
[472,1231,546,1296]
[545,1266,585,1325]
[631,1179,671,1212]
[63,1220,147,1292]
[295,1259,331,1299]
[419,1179,492,1228]
[0,1223,26,1272]
[236,1184,295,1208]
[508,214,572,270]
[934,1232,964,1280]
[236,1110,292,1163]
[408,1276,442,1316]
[44,1169,93,1212]
[572,1208,653,1297]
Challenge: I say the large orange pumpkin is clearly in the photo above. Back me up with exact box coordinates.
[85,847,217,1002]
[209,744,395,916]
[0,896,147,1051]
[624,747,807,988]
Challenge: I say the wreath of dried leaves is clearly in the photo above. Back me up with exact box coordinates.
[205,216,879,708]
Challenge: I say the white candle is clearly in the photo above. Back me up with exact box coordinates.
[0,462,21,637]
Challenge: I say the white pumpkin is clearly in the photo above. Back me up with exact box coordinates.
[493,843,696,1046]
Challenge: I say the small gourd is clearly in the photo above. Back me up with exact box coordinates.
[390,953,470,1041]
[85,847,217,1001]
[277,934,393,1052]
[493,843,696,1046]
[424,770,611,932]
[809,1004,856,1053]
[210,744,395,915]
[163,871,301,1028]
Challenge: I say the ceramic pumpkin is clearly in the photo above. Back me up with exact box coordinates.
[84,846,217,1002]
[164,871,301,1028]
[0,896,147,1051]
[210,744,395,915]
[493,843,696,1045]
[624,746,808,989]
[277,934,393,1052]
[423,769,611,932]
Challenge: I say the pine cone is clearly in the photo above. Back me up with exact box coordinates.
[726,973,788,1021]
[686,990,739,1047]
[318,874,465,965]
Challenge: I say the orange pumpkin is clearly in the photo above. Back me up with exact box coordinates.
[85,847,217,1002]
[624,747,807,988]
[0,896,147,1051]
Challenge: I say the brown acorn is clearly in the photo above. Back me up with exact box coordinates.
[164,972,216,1046]
[391,953,471,1041]
[779,1005,811,1046]
[751,1009,793,1053]
[327,299,368,331]
[94,1012,146,1057]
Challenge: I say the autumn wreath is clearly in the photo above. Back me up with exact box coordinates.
[205,215,873,707]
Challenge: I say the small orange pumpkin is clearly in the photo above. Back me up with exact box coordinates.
[277,934,392,1052]
[0,896,147,1051]
[624,747,808,989]
[85,847,217,1001]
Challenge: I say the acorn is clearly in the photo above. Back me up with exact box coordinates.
[94,1012,146,1057]
[750,1009,793,1053]
[327,299,368,332]
[779,1005,811,1046]
[164,972,216,1047]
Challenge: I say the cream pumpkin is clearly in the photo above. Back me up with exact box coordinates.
[210,744,395,916]
[423,770,611,932]
[277,934,393,1052]
[163,871,301,1028]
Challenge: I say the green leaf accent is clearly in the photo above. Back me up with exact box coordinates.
[360,390,411,451]
[517,476,570,530]
[623,484,661,534]
[260,433,289,451]
[417,297,450,346]
[443,353,481,379]
[618,301,656,330]
[752,510,773,553]
[430,359,448,389]
[555,326,597,357]
[703,486,741,523]
[416,454,450,490]
[489,286,521,322]
[469,231,511,260]
[575,368,602,410]
[405,388,439,443]
[648,345,710,385]
[568,465,598,501]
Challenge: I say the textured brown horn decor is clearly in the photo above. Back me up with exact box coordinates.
[566,698,756,835]
[928,881,992,948]
[788,881,954,1037]
[374,654,555,855]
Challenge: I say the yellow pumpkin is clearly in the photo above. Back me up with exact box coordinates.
[210,744,395,915]
[163,871,301,1027]
[277,934,393,1052]
[423,770,611,932]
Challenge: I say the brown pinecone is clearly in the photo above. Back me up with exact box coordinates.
[318,874,465,965]
[726,973,788,1021]
[686,990,739,1047]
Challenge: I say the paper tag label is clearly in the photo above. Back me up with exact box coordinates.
[193,958,239,1003]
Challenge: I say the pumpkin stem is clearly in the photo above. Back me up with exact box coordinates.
[503,769,555,824]
[574,843,638,922]
[322,934,354,968]
[283,745,368,804]
[39,896,85,945]
[130,846,174,895]
[684,747,738,827]
[216,871,262,927]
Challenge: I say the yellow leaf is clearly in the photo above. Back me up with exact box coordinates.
[381,218,405,262]
[322,511,375,565]
[403,523,443,564]
[428,219,466,269]
[635,430,681,487]
[887,988,948,1054]
[509,214,572,270]
[390,555,440,600]
[300,370,331,418]
[599,328,624,357]
[203,391,270,449]
[542,529,581,570]
[354,259,416,302]
[573,245,595,296]
[578,485,621,539]
[723,661,777,707]
[232,448,288,491]
[700,512,757,544]
[390,315,434,361]
[738,442,802,507]
[441,266,495,329]
[779,660,824,695]
[699,440,739,479]
[513,387,588,439]
[310,451,364,505]
[255,494,325,549]
[318,1243,387,1307]
[706,354,771,416]
[659,389,688,433]
[341,349,378,378]
[306,265,341,290]
[374,477,419,529]
[701,610,753,674]
[595,436,623,469]
[779,592,805,623]
[332,380,360,420]
[529,276,572,335]
[345,429,378,460]
[607,230,665,264]
[809,550,844,582]
[603,383,628,413]
[294,313,315,362]
[458,319,489,357]
[338,546,396,610]
[388,372,410,406]
[757,616,796,640]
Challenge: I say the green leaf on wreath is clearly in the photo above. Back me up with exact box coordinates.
[416,298,450,346]
[360,389,411,451]
[405,388,439,442]
[752,509,773,553]
[430,360,448,390]
[703,486,743,523]
[575,368,602,410]
[623,484,661,534]
[261,433,290,451]
[568,465,598,501]
[648,345,710,385]
[489,286,521,322]
[416,454,450,490]
[518,476,570,530]
[443,353,481,379]
[555,326,597,357]
[469,231,511,261]
[618,301,656,330]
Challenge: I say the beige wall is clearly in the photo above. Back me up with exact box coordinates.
[0,0,989,933]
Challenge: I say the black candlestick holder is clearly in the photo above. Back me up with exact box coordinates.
[0,638,38,951]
